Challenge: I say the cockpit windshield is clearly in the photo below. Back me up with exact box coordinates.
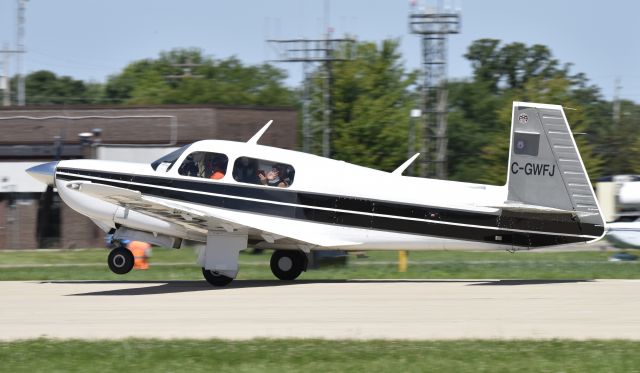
[150,144,190,171]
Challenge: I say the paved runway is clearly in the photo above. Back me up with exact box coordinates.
[1,279,639,340]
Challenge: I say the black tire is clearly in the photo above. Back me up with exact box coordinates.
[201,268,234,287]
[107,246,134,275]
[270,250,306,281]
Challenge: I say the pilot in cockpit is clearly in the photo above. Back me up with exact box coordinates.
[178,154,199,177]
[208,155,227,180]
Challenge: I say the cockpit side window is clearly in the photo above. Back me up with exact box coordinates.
[178,151,228,180]
[232,157,295,188]
[151,145,190,171]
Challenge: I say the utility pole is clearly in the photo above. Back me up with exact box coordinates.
[613,77,621,128]
[409,2,460,178]
[1,43,12,106]
[1,46,24,107]
[16,0,28,106]
[1,0,28,106]
[267,37,354,156]
[408,109,422,176]
[165,57,204,80]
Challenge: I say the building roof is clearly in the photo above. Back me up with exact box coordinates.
[0,104,298,161]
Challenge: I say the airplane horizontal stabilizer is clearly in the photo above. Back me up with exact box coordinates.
[483,202,598,216]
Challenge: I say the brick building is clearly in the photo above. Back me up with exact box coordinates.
[0,105,297,250]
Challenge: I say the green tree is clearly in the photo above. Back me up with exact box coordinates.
[449,39,608,185]
[599,100,640,175]
[105,48,295,106]
[446,79,503,182]
[17,70,101,104]
[478,76,603,184]
[463,38,561,92]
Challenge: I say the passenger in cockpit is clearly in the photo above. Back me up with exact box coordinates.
[259,164,288,188]
[234,157,260,184]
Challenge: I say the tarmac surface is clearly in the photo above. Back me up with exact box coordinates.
[1,279,639,341]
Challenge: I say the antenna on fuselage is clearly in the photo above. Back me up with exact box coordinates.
[392,153,421,175]
[247,120,273,145]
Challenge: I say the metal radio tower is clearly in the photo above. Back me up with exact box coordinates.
[409,4,460,178]
[267,37,354,157]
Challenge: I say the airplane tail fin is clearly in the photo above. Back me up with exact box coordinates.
[505,102,605,239]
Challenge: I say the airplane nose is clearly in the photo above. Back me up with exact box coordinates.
[26,161,58,185]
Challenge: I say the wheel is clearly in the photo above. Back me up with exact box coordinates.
[107,246,134,275]
[201,268,234,286]
[270,250,306,281]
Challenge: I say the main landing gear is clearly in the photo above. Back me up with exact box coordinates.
[198,231,246,287]
[106,232,308,285]
[270,250,308,281]
[107,246,134,275]
[201,268,234,287]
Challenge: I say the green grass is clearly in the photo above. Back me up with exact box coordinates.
[2,253,638,372]
[1,339,640,373]
[0,247,639,281]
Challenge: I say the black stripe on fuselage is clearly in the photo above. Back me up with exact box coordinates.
[55,167,601,247]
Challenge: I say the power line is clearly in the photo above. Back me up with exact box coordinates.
[165,57,204,80]
[267,36,355,156]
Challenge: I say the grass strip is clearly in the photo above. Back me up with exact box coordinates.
[1,339,639,373]
[1,248,639,281]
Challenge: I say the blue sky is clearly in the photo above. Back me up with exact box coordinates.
[0,0,638,101]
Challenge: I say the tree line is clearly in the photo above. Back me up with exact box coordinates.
[8,40,639,184]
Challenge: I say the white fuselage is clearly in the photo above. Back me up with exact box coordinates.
[53,139,587,251]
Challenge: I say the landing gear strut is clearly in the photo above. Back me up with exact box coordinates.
[201,268,234,287]
[107,246,134,275]
[270,250,307,281]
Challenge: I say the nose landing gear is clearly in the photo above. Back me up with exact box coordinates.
[107,246,135,275]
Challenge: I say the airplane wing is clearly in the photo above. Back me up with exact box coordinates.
[67,180,210,230]
[201,207,361,248]
[65,180,360,248]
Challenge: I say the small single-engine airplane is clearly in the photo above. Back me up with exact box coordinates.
[606,182,640,249]
[27,102,606,286]
[605,181,640,249]
[606,214,640,249]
